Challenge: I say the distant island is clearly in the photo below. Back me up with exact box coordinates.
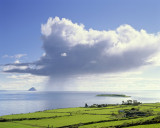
[96,94,130,97]
[28,87,36,91]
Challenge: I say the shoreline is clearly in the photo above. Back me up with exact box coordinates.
[96,94,131,97]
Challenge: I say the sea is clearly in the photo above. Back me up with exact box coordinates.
[0,90,160,116]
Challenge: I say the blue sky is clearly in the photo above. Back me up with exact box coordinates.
[1,0,160,91]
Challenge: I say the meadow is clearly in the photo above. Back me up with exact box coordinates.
[1,103,160,128]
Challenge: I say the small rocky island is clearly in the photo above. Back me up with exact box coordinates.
[96,94,130,97]
[28,87,37,91]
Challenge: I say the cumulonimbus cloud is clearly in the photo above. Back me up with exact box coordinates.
[3,17,160,77]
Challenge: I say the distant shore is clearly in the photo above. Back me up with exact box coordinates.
[96,94,131,97]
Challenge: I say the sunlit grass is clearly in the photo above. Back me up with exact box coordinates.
[1,103,160,128]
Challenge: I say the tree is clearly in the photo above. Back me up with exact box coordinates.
[85,103,88,108]
[127,100,132,105]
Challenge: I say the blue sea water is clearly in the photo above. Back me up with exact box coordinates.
[0,90,160,116]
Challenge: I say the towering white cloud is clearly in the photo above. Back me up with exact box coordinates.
[4,17,160,77]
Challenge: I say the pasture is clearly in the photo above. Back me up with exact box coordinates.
[1,103,160,128]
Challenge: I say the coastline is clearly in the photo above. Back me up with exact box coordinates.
[96,94,131,97]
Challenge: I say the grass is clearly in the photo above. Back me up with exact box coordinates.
[0,122,39,128]
[80,116,155,128]
[0,112,69,120]
[43,107,99,113]
[16,114,110,127]
[128,123,160,128]
[1,103,160,128]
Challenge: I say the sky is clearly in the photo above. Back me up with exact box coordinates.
[1,0,160,91]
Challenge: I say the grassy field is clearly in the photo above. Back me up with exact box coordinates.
[1,103,160,128]
[127,123,160,128]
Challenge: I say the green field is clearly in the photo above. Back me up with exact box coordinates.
[127,123,160,128]
[1,103,160,128]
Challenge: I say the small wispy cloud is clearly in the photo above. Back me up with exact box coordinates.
[61,53,67,57]
[0,73,48,90]
[2,54,27,65]
[2,54,27,59]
